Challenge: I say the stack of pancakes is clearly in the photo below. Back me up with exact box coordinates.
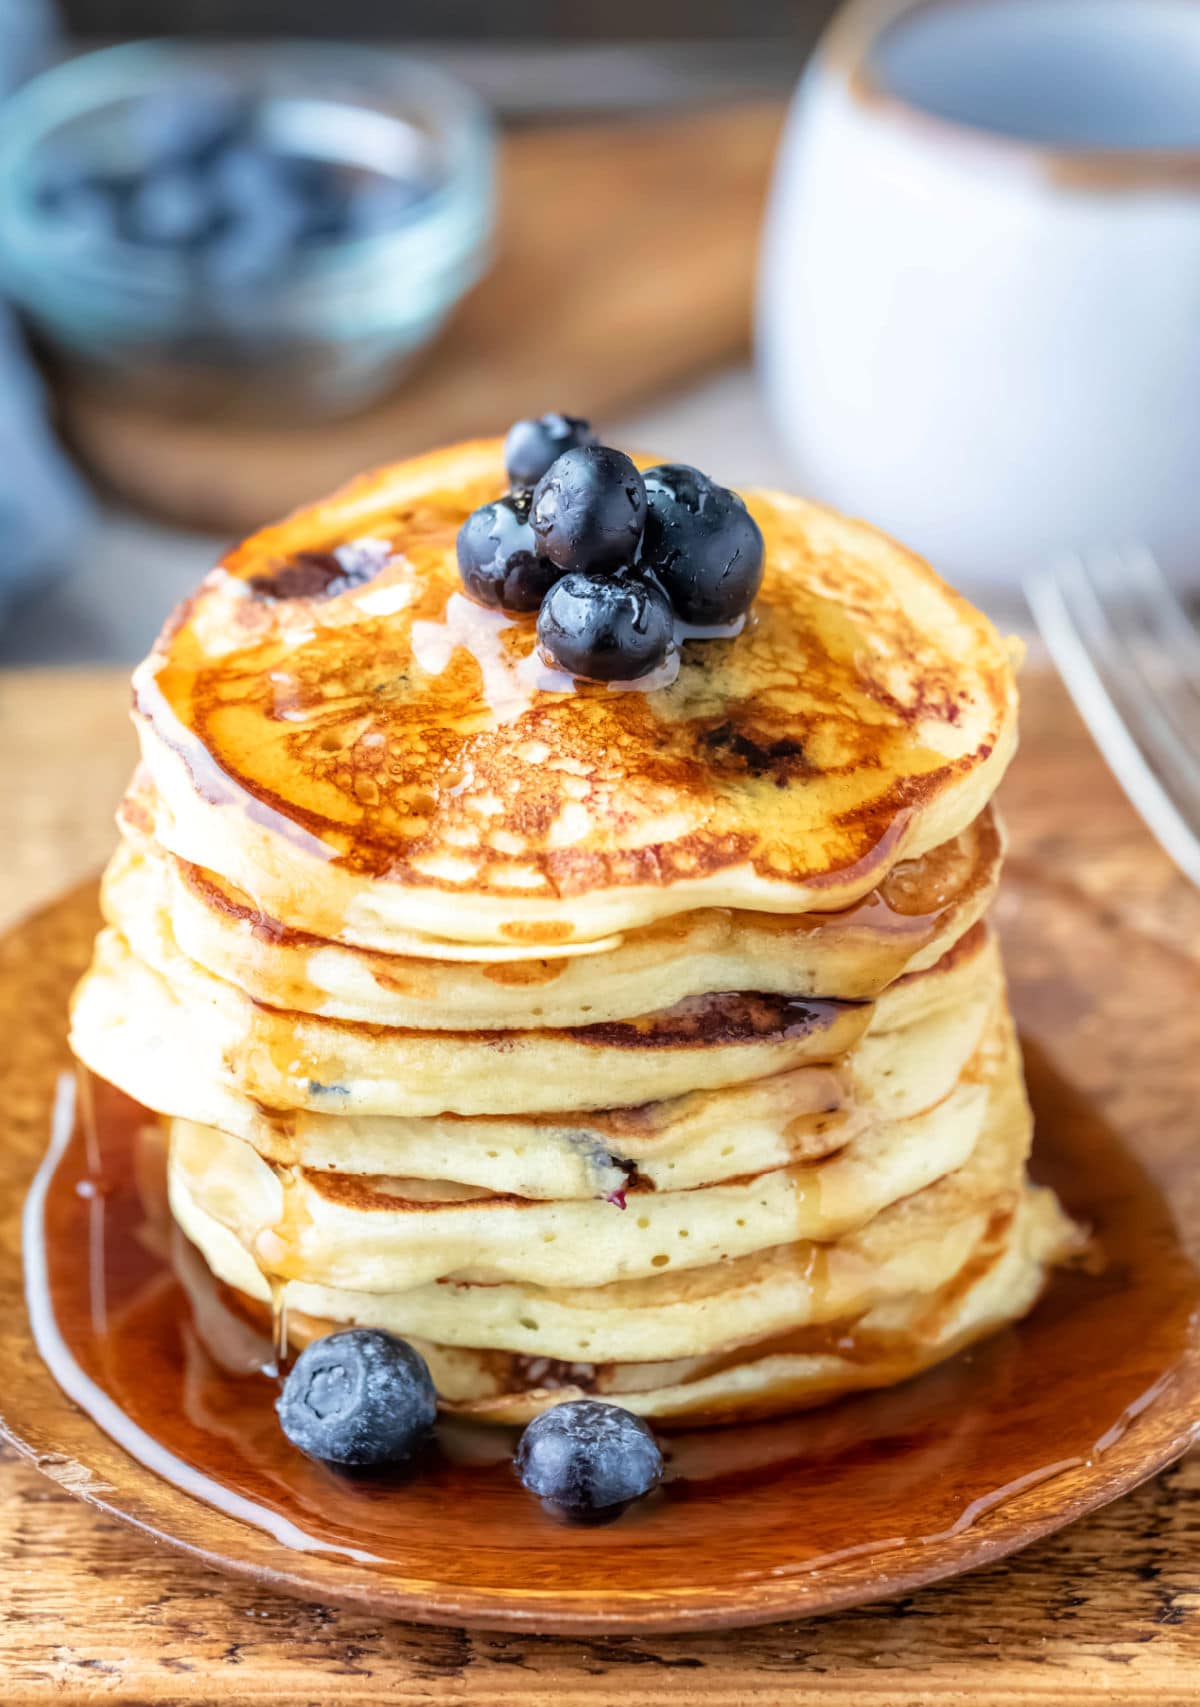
[71,439,1079,1426]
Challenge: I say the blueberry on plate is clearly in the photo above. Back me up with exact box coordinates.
[457,492,563,612]
[639,464,764,627]
[531,445,647,574]
[276,1328,436,1467]
[504,413,595,489]
[537,569,674,682]
[515,1400,663,1518]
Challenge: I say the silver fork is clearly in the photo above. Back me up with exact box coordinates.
[1024,545,1200,886]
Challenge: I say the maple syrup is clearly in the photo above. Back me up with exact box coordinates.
[25,1045,1200,1581]
[132,451,1013,960]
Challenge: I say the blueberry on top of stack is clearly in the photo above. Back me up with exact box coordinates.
[456,413,765,683]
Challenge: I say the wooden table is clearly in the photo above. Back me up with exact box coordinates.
[3,665,1200,1703]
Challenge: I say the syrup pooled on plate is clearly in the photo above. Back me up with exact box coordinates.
[26,1046,1200,1582]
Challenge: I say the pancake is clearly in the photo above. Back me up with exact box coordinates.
[166,1004,1014,1296]
[173,1023,1080,1423]
[173,964,994,1200]
[73,923,869,1119]
[169,1077,987,1295]
[174,1006,1028,1348]
[425,1188,1079,1426]
[76,972,996,1198]
[175,1191,1002,1371]
[174,1109,1024,1368]
[106,792,1003,1023]
[67,433,1077,1434]
[178,1182,1076,1424]
[71,915,996,1130]
[131,438,1019,952]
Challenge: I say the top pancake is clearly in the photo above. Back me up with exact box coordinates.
[133,438,1019,949]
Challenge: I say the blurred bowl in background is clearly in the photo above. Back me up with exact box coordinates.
[759,0,1200,593]
[0,40,495,421]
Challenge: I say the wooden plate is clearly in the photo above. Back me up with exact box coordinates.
[1,873,1198,1635]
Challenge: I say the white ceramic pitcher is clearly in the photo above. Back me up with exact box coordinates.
[759,0,1200,591]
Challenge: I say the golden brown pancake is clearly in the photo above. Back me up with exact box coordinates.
[105,791,1004,1023]
[131,438,1019,950]
[69,915,998,1123]
[171,1013,1081,1424]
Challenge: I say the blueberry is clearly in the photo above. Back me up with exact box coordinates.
[515,1400,663,1516]
[209,150,343,279]
[537,570,674,682]
[203,191,304,291]
[296,195,353,247]
[531,445,646,574]
[248,539,391,600]
[209,144,318,247]
[210,142,290,212]
[640,464,764,627]
[124,165,217,247]
[129,82,249,172]
[504,413,595,488]
[276,1328,436,1467]
[40,173,122,245]
[280,155,356,245]
[457,492,561,612]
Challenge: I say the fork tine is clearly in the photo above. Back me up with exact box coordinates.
[1098,543,1200,723]
[1115,542,1200,700]
[1025,554,1200,888]
[1071,549,1200,792]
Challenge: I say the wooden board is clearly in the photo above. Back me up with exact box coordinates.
[52,103,784,536]
[1,664,1200,1698]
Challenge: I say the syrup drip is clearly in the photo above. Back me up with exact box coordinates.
[134,663,336,863]
[24,1050,1200,1589]
[267,1275,290,1377]
[410,592,747,724]
[411,594,531,722]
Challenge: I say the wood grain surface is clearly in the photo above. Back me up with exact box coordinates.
[53,104,784,536]
[2,665,1200,1700]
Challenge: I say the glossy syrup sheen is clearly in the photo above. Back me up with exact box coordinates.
[30,1053,1200,1590]
[135,441,1015,899]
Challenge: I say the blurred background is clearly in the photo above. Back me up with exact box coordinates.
[5,0,1200,663]
[0,0,826,667]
